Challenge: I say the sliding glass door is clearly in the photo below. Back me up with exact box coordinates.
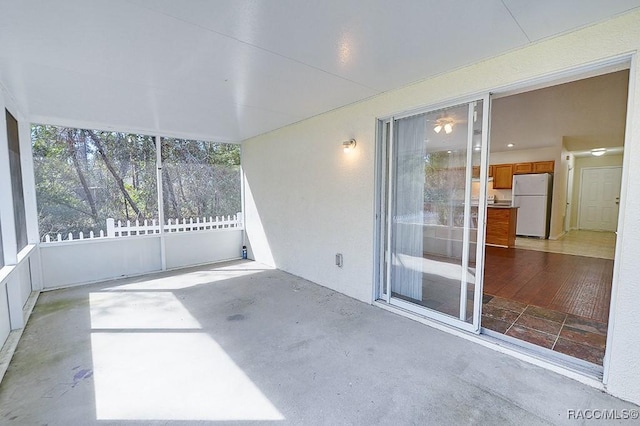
[379,96,490,332]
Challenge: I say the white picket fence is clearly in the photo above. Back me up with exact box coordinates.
[43,213,243,242]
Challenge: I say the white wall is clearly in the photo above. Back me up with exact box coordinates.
[4,250,36,329]
[0,252,35,336]
[489,147,559,165]
[40,237,162,289]
[17,256,31,307]
[558,146,573,235]
[39,231,244,289]
[242,10,640,404]
[164,230,243,270]
[0,275,10,347]
[243,117,374,302]
[564,151,575,233]
[552,147,570,239]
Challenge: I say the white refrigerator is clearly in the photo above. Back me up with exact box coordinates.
[512,173,553,238]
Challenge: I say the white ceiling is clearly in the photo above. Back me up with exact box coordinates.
[1,0,639,142]
[491,70,629,153]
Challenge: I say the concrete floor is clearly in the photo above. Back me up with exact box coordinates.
[0,260,638,425]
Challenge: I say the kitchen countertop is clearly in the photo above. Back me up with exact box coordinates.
[488,204,518,209]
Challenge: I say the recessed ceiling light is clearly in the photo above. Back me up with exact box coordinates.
[507,143,514,148]
[474,147,481,151]
[447,150,452,154]
[591,148,606,157]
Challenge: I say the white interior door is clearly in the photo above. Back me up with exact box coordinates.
[578,167,622,231]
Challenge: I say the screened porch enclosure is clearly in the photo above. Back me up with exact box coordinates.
[33,125,245,289]
[3,1,640,414]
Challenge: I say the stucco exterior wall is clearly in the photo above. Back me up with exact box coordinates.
[242,10,640,404]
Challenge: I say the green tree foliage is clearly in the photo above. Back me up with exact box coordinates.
[161,138,241,220]
[32,126,241,241]
[32,125,157,240]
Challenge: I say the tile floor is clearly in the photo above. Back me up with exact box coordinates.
[483,246,613,323]
[486,229,614,364]
[515,229,615,260]
[482,294,607,365]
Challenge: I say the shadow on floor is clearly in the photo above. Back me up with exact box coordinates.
[0,260,636,424]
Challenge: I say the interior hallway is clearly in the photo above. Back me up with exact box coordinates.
[1,260,637,425]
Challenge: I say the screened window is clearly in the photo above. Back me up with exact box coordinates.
[6,110,27,251]
[161,138,241,220]
[32,125,157,240]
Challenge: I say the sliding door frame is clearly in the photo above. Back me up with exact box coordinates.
[374,93,492,334]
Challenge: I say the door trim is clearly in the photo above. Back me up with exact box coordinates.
[603,52,636,385]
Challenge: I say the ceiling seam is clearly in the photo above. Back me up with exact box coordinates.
[500,0,531,43]
[124,0,381,93]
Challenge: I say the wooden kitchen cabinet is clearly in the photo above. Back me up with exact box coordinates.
[533,160,555,173]
[472,166,480,178]
[513,162,533,174]
[488,160,554,185]
[492,164,513,189]
[486,206,518,248]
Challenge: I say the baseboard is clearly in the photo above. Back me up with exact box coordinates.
[549,231,567,240]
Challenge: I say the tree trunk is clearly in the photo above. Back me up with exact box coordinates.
[162,167,179,218]
[86,131,142,219]
[66,132,99,223]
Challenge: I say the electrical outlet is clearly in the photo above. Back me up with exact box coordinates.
[335,253,343,267]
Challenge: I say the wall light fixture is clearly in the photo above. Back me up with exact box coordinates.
[343,139,356,152]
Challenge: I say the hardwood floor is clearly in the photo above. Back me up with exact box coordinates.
[391,238,614,364]
[483,246,612,323]
[482,246,613,364]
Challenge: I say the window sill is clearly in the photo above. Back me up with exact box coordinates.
[0,265,16,285]
[16,244,36,264]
